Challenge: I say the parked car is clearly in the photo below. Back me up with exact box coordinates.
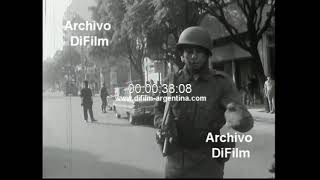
[112,86,155,125]
[106,95,115,111]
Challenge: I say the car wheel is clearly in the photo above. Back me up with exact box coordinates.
[114,107,120,118]
[116,112,121,118]
[128,113,136,125]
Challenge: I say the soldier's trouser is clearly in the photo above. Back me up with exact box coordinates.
[83,105,94,120]
[101,98,107,111]
[165,149,224,178]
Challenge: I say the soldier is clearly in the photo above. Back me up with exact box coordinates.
[80,80,97,122]
[154,26,254,178]
[100,83,109,113]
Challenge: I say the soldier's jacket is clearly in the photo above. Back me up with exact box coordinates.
[100,87,109,99]
[154,66,243,149]
[80,87,93,106]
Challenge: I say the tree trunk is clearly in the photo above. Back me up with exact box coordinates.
[250,48,266,104]
[251,48,266,80]
[136,56,145,85]
[139,71,145,85]
[129,55,145,85]
[164,59,168,77]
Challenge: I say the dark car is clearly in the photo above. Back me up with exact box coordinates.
[64,81,78,96]
[112,86,155,125]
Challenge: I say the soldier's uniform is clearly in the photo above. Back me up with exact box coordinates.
[154,26,253,178]
[154,67,242,178]
[81,86,95,122]
[100,86,109,113]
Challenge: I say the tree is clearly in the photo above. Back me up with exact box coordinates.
[88,0,116,67]
[150,0,203,69]
[194,0,275,80]
[88,0,152,83]
[46,45,81,90]
[121,0,157,83]
[43,60,58,90]
[43,51,65,90]
[61,45,82,67]
[88,0,207,82]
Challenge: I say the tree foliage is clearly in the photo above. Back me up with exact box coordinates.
[88,0,125,67]
[43,45,81,89]
[88,0,151,82]
[149,0,203,68]
[88,0,204,76]
[86,0,274,81]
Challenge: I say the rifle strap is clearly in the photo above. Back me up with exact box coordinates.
[161,72,175,128]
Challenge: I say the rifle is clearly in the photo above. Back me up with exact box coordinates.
[159,72,178,156]
[161,96,172,155]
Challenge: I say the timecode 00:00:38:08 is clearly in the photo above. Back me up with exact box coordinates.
[128,83,192,94]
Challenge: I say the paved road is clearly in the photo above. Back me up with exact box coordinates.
[43,96,275,178]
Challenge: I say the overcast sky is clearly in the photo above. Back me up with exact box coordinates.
[43,0,95,61]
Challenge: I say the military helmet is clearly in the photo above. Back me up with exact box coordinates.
[176,26,212,56]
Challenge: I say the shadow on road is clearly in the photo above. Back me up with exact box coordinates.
[106,116,155,129]
[254,118,275,124]
[43,146,163,178]
[137,124,155,129]
[135,120,155,129]
[87,118,155,128]
[88,121,133,127]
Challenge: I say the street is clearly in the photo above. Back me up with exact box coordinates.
[43,96,275,178]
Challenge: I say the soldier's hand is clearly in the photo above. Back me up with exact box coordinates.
[225,102,254,133]
[157,130,174,143]
[159,128,176,143]
[160,128,171,138]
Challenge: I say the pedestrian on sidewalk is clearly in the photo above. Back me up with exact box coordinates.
[100,83,109,113]
[264,76,275,113]
[247,75,258,106]
[246,78,254,106]
[80,80,97,122]
[239,84,248,105]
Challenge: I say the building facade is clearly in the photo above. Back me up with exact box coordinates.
[199,13,275,105]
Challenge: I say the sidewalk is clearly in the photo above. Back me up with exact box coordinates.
[247,105,275,124]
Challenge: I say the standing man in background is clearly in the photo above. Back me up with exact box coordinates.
[100,83,109,113]
[80,80,97,122]
[264,76,275,113]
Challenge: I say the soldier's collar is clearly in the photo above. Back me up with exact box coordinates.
[180,66,211,82]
